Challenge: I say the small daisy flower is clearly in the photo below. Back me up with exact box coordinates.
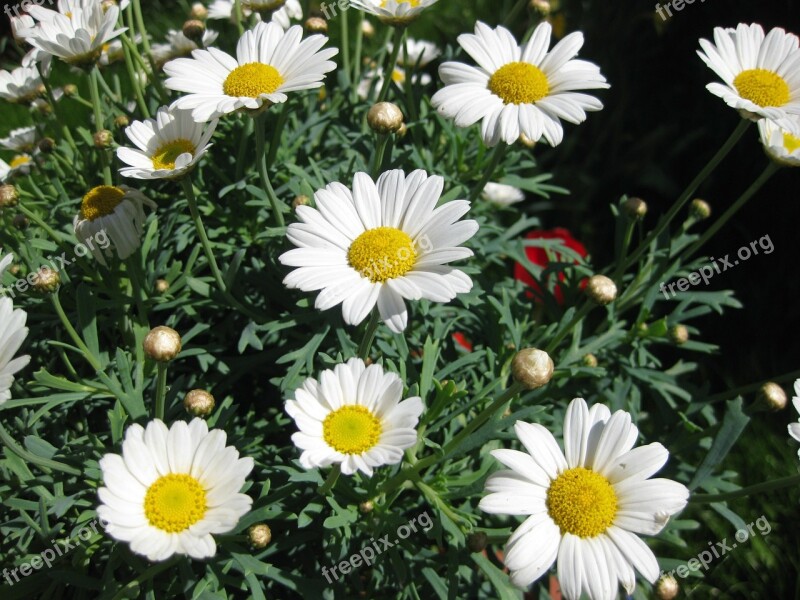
[480,398,689,598]
[279,169,478,333]
[395,38,441,67]
[432,21,609,147]
[0,155,34,182]
[698,23,800,131]
[11,14,36,43]
[0,126,39,153]
[73,185,156,265]
[788,379,800,457]
[0,295,31,405]
[152,29,220,66]
[117,106,217,180]
[349,0,439,26]
[0,64,45,104]
[481,182,525,206]
[97,418,254,561]
[758,116,800,166]
[164,22,337,122]
[285,358,423,477]
[357,66,431,100]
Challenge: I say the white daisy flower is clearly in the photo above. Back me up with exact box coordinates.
[432,21,609,147]
[0,155,34,182]
[117,106,217,180]
[97,418,254,561]
[356,66,431,100]
[481,182,525,206]
[349,0,439,26]
[788,379,800,456]
[152,29,221,66]
[73,185,156,265]
[285,358,423,477]
[279,169,478,333]
[0,296,31,405]
[164,22,337,122]
[480,398,689,598]
[394,38,441,68]
[758,116,800,166]
[0,64,45,104]
[0,126,38,153]
[698,23,800,131]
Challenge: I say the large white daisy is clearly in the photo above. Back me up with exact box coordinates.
[97,418,254,561]
[285,358,423,477]
[349,0,439,26]
[0,126,38,153]
[0,64,44,104]
[279,169,478,333]
[788,379,800,457]
[432,21,609,147]
[163,21,336,122]
[0,295,31,405]
[117,106,217,180]
[758,116,800,166]
[479,398,689,599]
[698,23,800,131]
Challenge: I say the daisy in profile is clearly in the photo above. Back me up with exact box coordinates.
[285,358,423,476]
[758,116,800,167]
[279,169,478,333]
[73,185,156,265]
[395,38,441,68]
[481,182,525,206]
[432,21,609,147]
[698,24,800,131]
[349,0,439,26]
[0,64,45,104]
[97,418,254,561]
[152,29,220,66]
[0,126,38,153]
[117,106,217,180]
[480,398,689,598]
[0,155,34,182]
[164,21,337,122]
[0,292,31,405]
[356,66,431,100]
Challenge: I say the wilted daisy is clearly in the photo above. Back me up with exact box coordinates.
[349,0,439,26]
[0,295,31,405]
[279,169,478,332]
[97,418,254,561]
[73,185,156,265]
[152,29,220,66]
[0,126,38,153]
[480,398,689,598]
[758,116,800,166]
[481,182,525,206]
[164,22,337,122]
[698,24,800,130]
[0,64,44,104]
[285,358,423,476]
[432,21,609,147]
[117,106,217,180]
[356,66,431,100]
[0,155,34,181]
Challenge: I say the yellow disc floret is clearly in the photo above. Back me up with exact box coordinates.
[348,226,417,283]
[223,63,284,98]
[380,0,421,6]
[323,405,382,454]
[80,185,126,221]
[144,473,208,533]
[9,155,31,169]
[489,62,550,104]
[546,467,618,537]
[152,139,196,170]
[783,132,800,154]
[733,69,790,107]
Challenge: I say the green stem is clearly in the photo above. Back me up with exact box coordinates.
[254,113,286,228]
[233,0,245,36]
[545,302,594,354]
[357,310,381,360]
[120,28,150,118]
[351,10,364,103]
[340,6,350,88]
[376,27,405,103]
[266,102,289,169]
[704,369,800,405]
[690,474,800,503]
[154,362,167,420]
[89,67,113,185]
[370,133,390,178]
[36,64,79,155]
[235,117,254,180]
[131,0,153,61]
[180,177,228,292]
[467,144,508,204]
[611,217,637,284]
[319,463,341,495]
[51,293,103,373]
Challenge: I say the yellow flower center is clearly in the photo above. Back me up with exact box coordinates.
[489,62,550,105]
[783,132,800,153]
[733,69,790,107]
[347,226,417,283]
[144,473,207,533]
[80,185,125,221]
[151,138,196,170]
[9,155,31,168]
[380,0,421,6]
[223,63,284,98]
[391,68,406,84]
[546,467,618,537]
[323,405,382,455]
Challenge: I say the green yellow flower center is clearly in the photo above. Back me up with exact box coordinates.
[144,473,208,533]
[347,226,417,283]
[223,63,284,98]
[546,467,618,537]
[381,0,421,6]
[733,69,790,107]
[80,185,125,221]
[151,138,196,170]
[391,68,406,84]
[9,155,31,169]
[783,132,800,153]
[489,62,550,104]
[323,405,382,455]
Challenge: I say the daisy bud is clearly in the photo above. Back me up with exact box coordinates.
[38,137,56,153]
[93,129,114,149]
[0,184,19,208]
[9,265,20,276]
[511,348,554,390]
[155,279,170,294]
[656,574,679,600]
[190,2,208,19]
[63,84,78,97]
[518,132,537,148]
[467,531,489,553]
[305,16,328,34]
[690,198,712,220]
[361,20,375,38]
[582,353,598,368]
[182,19,206,46]
[35,101,52,116]
[668,324,689,345]
[32,266,60,293]
[143,326,182,362]
[359,500,374,513]
[396,123,408,138]
[248,523,272,549]
[184,389,215,417]
[114,115,130,128]
[292,195,310,209]
[530,0,551,16]
[367,102,404,134]
[757,382,787,411]
[623,196,647,219]
[13,214,29,229]
[585,275,617,305]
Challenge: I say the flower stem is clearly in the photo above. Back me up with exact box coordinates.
[319,463,341,495]
[545,302,594,354]
[154,362,167,420]
[180,177,228,291]
[376,27,404,103]
[370,133,390,178]
[89,67,112,185]
[467,143,508,204]
[36,64,79,155]
[255,113,286,228]
[351,10,364,103]
[340,7,350,88]
[690,473,800,503]
[357,310,381,360]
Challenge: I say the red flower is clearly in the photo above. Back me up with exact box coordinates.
[514,228,588,305]
[452,332,473,352]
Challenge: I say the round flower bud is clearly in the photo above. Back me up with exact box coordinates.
[466,532,489,553]
[0,184,20,208]
[689,198,711,220]
[359,500,374,514]
[182,19,206,45]
[32,266,60,293]
[530,0,551,15]
[184,389,215,417]
[511,348,554,390]
[190,2,208,19]
[155,279,170,294]
[248,523,272,549]
[9,264,20,276]
[292,195,310,209]
[367,102,404,134]
[656,574,679,600]
[585,275,618,305]
[623,196,647,219]
[361,19,375,38]
[38,137,56,154]
[93,129,114,149]
[63,83,78,97]
[668,324,689,345]
[582,353,598,368]
[143,326,182,362]
[518,132,537,148]
[305,16,328,33]
[114,115,130,128]
[13,214,29,229]
[757,382,787,411]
